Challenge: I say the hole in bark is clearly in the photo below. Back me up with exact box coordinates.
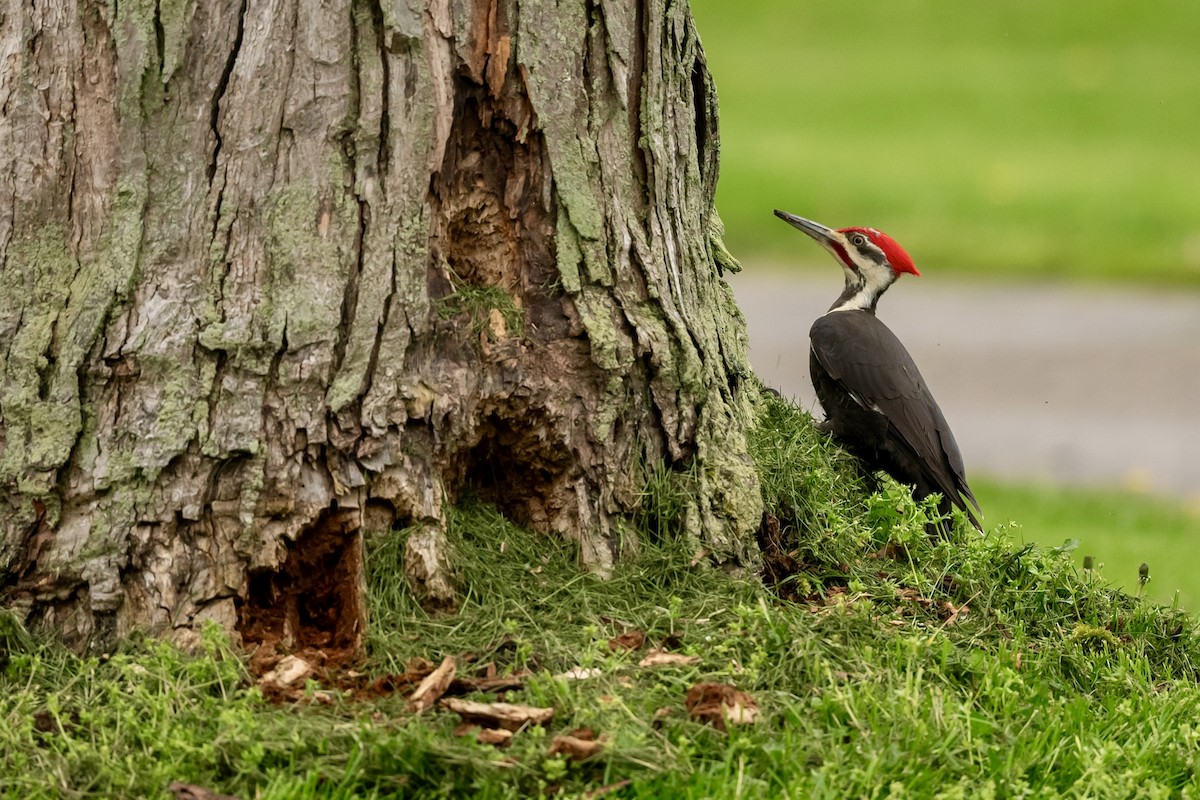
[428,80,567,340]
[238,508,363,666]
[459,410,571,533]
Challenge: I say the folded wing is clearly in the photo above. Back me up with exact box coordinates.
[810,311,980,525]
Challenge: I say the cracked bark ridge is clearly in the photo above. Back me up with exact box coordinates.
[0,0,762,652]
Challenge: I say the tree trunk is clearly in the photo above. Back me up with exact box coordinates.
[0,0,761,653]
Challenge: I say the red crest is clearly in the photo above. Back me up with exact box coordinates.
[839,227,920,276]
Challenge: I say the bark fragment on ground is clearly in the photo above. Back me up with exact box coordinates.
[406,655,457,713]
[441,698,555,732]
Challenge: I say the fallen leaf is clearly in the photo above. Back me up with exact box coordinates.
[638,649,700,668]
[441,698,554,731]
[407,656,456,713]
[608,630,646,651]
[940,600,969,626]
[685,682,760,731]
[896,587,934,610]
[868,543,901,560]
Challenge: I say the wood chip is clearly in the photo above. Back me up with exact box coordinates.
[441,698,555,731]
[476,727,514,746]
[638,649,700,668]
[549,730,605,761]
[407,656,456,713]
[556,666,603,681]
[259,655,313,688]
[486,307,507,340]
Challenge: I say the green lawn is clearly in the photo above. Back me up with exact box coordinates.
[976,479,1200,612]
[691,0,1200,284]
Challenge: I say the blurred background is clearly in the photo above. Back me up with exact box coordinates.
[690,0,1200,607]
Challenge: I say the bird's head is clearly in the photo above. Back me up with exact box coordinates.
[774,210,919,312]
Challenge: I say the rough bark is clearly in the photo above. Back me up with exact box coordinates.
[0,0,761,653]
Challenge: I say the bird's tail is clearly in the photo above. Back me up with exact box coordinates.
[928,492,982,537]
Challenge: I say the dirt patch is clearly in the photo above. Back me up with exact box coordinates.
[756,512,805,601]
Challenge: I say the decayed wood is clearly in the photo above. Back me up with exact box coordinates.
[0,0,762,652]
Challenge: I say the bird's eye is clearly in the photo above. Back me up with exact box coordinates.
[850,234,867,247]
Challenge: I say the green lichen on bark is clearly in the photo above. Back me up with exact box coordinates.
[515,0,763,560]
[0,226,81,489]
[112,0,164,121]
[156,0,192,85]
[263,181,357,351]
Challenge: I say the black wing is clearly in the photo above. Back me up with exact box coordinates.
[810,311,980,519]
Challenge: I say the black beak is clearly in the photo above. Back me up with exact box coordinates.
[773,210,837,246]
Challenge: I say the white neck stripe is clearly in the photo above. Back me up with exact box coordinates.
[830,293,873,312]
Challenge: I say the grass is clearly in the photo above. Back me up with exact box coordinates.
[690,0,1200,285]
[435,278,525,342]
[975,479,1200,612]
[5,394,1200,797]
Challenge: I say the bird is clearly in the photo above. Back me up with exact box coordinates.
[774,210,981,533]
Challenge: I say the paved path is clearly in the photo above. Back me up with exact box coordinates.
[732,268,1200,500]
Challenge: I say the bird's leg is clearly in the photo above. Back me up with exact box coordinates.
[813,418,835,435]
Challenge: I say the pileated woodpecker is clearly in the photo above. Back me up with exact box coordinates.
[774,210,981,532]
